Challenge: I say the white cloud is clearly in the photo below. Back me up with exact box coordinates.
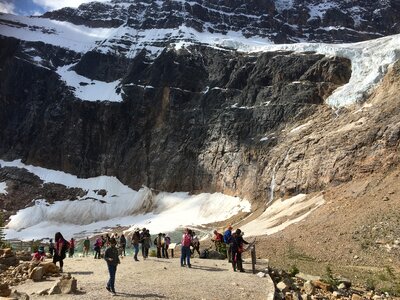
[32,0,109,11]
[0,1,16,14]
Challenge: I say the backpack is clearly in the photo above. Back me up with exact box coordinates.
[62,240,70,252]
[182,233,191,247]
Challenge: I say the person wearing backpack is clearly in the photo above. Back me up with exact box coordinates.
[53,232,68,272]
[231,229,249,272]
[223,225,233,262]
[180,228,192,268]
[94,236,102,259]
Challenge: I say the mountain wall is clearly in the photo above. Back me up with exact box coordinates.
[0,0,400,217]
[0,35,351,205]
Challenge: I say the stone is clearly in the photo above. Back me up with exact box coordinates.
[29,267,44,282]
[0,249,13,258]
[303,281,315,295]
[59,277,78,294]
[37,289,49,296]
[312,280,332,292]
[296,273,321,282]
[38,262,58,275]
[257,272,266,278]
[48,284,62,295]
[351,294,363,300]
[0,283,11,297]
[277,281,290,293]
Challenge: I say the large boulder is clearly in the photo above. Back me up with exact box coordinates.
[38,262,58,275]
[28,266,44,282]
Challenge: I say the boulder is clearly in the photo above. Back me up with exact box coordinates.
[312,280,332,292]
[206,250,225,260]
[38,262,58,275]
[303,281,315,295]
[59,277,78,294]
[28,267,44,282]
[0,249,13,258]
[48,284,62,295]
[0,283,11,297]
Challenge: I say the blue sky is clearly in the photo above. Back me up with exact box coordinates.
[0,0,108,16]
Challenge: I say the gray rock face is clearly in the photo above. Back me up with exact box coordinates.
[41,0,400,44]
[0,35,351,214]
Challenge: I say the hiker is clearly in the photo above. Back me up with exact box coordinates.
[211,230,225,254]
[119,234,126,257]
[104,238,120,295]
[223,225,233,262]
[94,236,102,259]
[191,231,200,257]
[48,238,55,257]
[154,233,162,258]
[53,232,68,272]
[131,229,140,261]
[69,238,75,258]
[180,228,192,268]
[32,245,46,262]
[83,237,90,257]
[164,234,171,259]
[231,229,249,272]
[141,228,151,259]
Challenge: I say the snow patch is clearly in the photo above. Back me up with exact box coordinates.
[0,182,8,195]
[56,64,123,102]
[241,194,325,236]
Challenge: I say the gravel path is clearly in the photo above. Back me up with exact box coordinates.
[17,254,274,299]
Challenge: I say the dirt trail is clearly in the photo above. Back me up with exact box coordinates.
[16,255,274,299]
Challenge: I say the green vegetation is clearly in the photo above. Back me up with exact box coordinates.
[288,264,300,277]
[322,265,340,286]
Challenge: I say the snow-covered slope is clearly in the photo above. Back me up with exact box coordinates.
[1,160,251,240]
[1,12,400,106]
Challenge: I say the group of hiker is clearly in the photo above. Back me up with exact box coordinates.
[211,225,249,272]
[29,226,250,295]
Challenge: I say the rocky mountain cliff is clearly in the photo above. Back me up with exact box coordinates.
[0,0,399,221]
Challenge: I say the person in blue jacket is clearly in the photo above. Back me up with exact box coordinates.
[223,225,233,262]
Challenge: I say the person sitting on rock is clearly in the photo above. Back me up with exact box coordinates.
[32,246,46,263]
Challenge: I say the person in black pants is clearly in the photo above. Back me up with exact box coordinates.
[231,229,249,272]
[105,238,120,295]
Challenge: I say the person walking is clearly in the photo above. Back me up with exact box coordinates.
[69,238,75,258]
[131,229,140,261]
[119,234,126,257]
[94,236,102,259]
[104,238,120,295]
[83,237,90,257]
[180,228,192,268]
[53,232,68,273]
